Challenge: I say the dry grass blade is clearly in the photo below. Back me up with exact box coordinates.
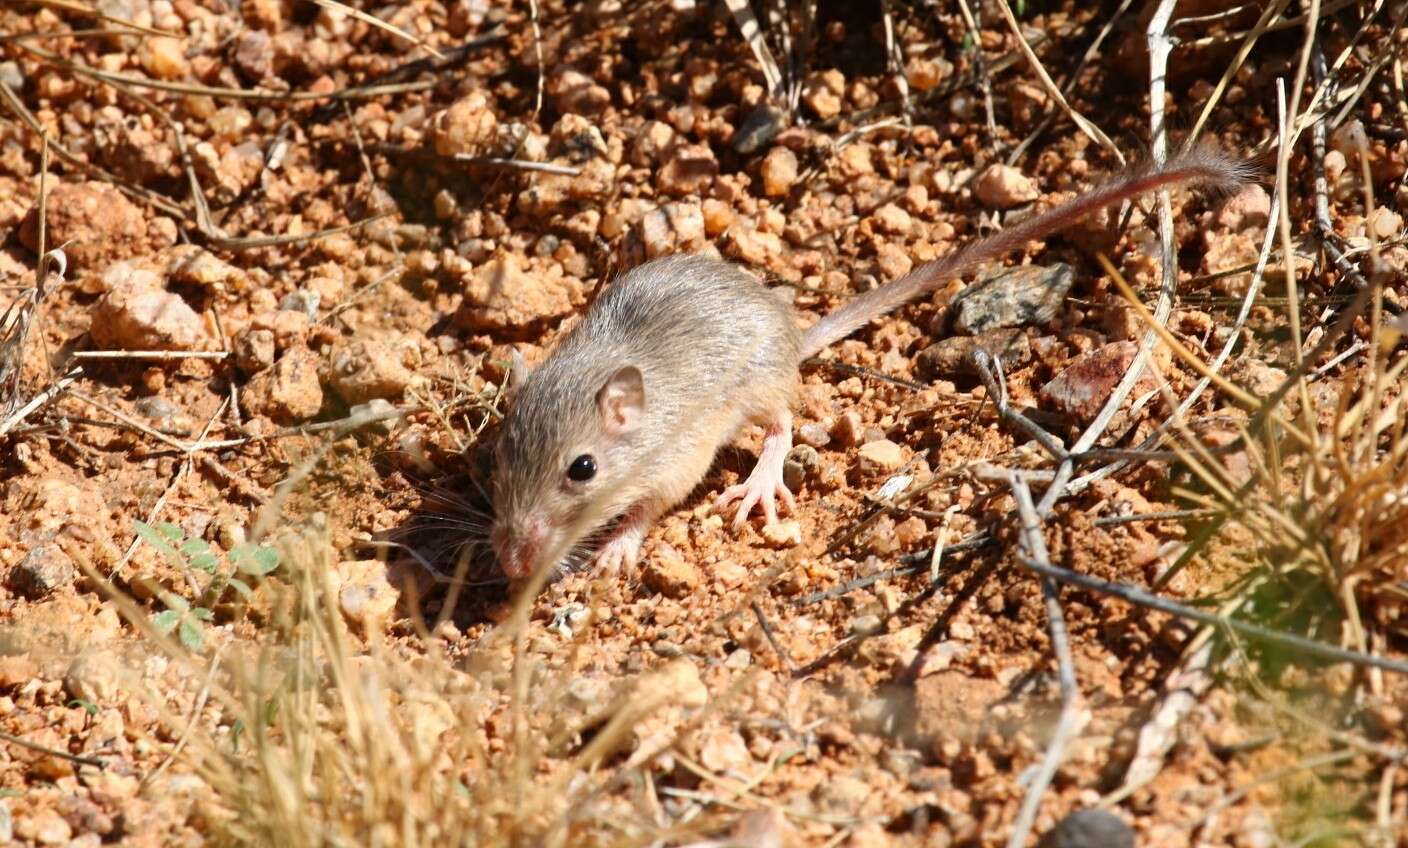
[309,0,445,59]
[995,0,1123,163]
[1098,252,1312,447]
[0,78,188,216]
[0,368,81,437]
[25,0,174,36]
[722,0,783,101]
[71,350,229,361]
[1182,0,1290,147]
[17,41,436,102]
[1013,555,1408,675]
[1,139,62,422]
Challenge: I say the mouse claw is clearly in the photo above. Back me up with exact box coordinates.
[594,527,644,575]
[591,502,655,575]
[716,476,795,530]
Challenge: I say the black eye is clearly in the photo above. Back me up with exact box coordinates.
[567,454,597,482]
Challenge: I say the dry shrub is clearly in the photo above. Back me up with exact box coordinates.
[1168,289,1408,657]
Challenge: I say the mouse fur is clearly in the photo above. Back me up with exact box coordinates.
[491,254,801,578]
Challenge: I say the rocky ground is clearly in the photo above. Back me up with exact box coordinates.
[1,0,1406,845]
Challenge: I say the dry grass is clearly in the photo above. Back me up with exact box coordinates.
[1131,193,1407,691]
[106,520,719,848]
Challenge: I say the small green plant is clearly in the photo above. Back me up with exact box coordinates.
[152,590,213,650]
[133,520,281,650]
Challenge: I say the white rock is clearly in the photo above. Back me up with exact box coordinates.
[974,163,1039,208]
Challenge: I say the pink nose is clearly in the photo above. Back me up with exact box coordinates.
[493,524,544,579]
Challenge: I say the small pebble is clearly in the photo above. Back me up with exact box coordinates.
[832,410,865,447]
[242,348,324,423]
[433,92,498,156]
[141,36,189,80]
[872,203,912,235]
[857,439,904,473]
[851,614,882,636]
[761,520,802,548]
[916,328,1031,380]
[760,146,798,197]
[1039,341,1150,423]
[797,421,831,448]
[0,60,23,91]
[325,338,415,404]
[802,69,844,119]
[631,201,705,258]
[1039,809,1134,848]
[336,559,399,634]
[20,182,150,270]
[233,328,276,375]
[134,396,176,420]
[641,544,699,598]
[279,289,321,319]
[30,810,72,846]
[953,263,1074,334]
[974,163,1039,208]
[730,104,787,154]
[712,560,747,587]
[657,143,719,197]
[9,543,76,600]
[91,285,207,352]
[65,650,123,703]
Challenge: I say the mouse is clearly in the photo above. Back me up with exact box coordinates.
[488,143,1249,579]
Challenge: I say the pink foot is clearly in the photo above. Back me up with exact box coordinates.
[592,504,650,573]
[715,410,796,529]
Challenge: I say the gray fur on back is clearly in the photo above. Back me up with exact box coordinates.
[496,254,802,523]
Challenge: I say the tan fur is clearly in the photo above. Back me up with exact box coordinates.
[493,255,801,573]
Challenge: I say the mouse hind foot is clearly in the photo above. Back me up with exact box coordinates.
[716,408,796,529]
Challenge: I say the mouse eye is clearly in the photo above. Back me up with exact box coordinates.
[566,454,597,482]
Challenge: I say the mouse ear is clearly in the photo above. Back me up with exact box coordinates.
[505,348,530,398]
[596,365,645,435]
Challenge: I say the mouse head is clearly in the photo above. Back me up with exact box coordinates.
[490,353,647,579]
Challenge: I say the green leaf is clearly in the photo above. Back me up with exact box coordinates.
[68,698,98,716]
[192,606,214,621]
[180,538,211,555]
[159,591,189,612]
[232,544,279,576]
[133,520,180,561]
[152,609,180,634]
[190,553,220,573]
[178,618,204,650]
[228,577,253,598]
[230,719,245,754]
[157,521,184,541]
[961,30,974,51]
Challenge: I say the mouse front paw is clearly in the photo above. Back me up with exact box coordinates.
[715,469,796,529]
[592,511,648,574]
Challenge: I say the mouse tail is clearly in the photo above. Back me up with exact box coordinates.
[798,142,1252,359]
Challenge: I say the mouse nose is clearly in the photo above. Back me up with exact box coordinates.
[492,521,545,579]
